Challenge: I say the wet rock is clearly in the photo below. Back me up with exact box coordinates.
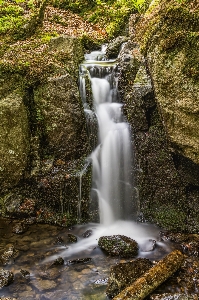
[0,269,14,288]
[95,278,108,285]
[31,279,57,291]
[67,257,92,265]
[67,233,78,243]
[160,232,199,257]
[141,239,156,252]
[40,267,61,280]
[53,236,64,245]
[0,244,18,265]
[106,36,129,59]
[98,235,139,257]
[12,222,27,234]
[51,257,64,266]
[20,269,30,280]
[176,257,199,294]
[150,294,198,300]
[40,290,69,300]
[106,258,153,298]
[24,217,36,225]
[82,229,93,238]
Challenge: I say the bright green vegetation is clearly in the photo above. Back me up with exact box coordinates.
[54,0,151,37]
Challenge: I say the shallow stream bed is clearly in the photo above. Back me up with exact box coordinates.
[0,217,177,300]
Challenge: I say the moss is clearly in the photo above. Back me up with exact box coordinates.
[150,205,187,232]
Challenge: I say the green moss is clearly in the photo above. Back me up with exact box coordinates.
[151,205,186,231]
[53,0,151,39]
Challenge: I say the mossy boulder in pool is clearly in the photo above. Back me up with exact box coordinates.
[98,235,139,258]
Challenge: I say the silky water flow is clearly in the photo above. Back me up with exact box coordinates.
[46,46,171,262]
[80,48,133,225]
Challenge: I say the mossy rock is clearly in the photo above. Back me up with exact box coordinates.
[134,0,199,165]
[0,92,29,192]
[98,235,139,258]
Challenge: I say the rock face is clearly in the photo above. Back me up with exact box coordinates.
[98,235,139,257]
[118,41,186,231]
[0,35,90,225]
[117,0,199,232]
[34,73,87,160]
[0,93,29,191]
[136,0,199,166]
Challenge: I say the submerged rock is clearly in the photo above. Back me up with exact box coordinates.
[106,258,153,298]
[67,257,92,265]
[82,229,93,238]
[0,269,14,288]
[20,269,30,280]
[98,235,139,257]
[0,244,17,265]
[141,239,156,252]
[31,279,57,291]
[67,233,78,243]
[12,222,27,234]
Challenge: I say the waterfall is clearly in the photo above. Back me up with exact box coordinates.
[79,46,133,225]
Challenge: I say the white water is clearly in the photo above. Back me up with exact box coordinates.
[88,55,133,226]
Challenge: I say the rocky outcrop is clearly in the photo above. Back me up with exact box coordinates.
[34,73,87,160]
[118,41,186,231]
[0,35,90,225]
[117,0,199,232]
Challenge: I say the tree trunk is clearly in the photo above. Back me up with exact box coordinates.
[113,250,184,300]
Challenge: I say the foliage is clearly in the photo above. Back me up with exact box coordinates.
[53,0,151,38]
[0,1,24,35]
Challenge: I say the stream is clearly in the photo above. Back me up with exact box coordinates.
[0,217,174,300]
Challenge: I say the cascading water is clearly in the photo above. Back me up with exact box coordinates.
[44,47,167,265]
[79,46,133,225]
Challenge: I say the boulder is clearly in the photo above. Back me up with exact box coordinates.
[106,36,129,59]
[98,235,139,258]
